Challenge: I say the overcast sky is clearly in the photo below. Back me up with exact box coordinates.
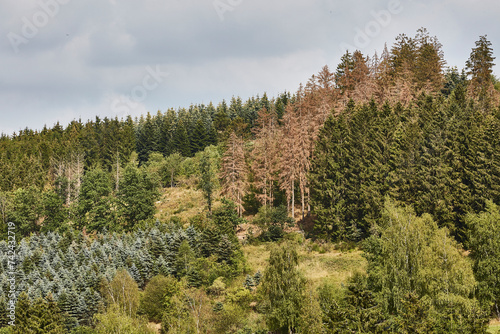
[1,0,499,135]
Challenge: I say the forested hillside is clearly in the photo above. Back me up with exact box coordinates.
[1,29,500,333]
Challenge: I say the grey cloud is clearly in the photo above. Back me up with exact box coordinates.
[0,0,499,134]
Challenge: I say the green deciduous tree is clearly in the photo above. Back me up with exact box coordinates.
[261,242,305,333]
[94,304,155,334]
[467,201,500,320]
[364,199,488,332]
[297,286,324,334]
[139,275,176,323]
[163,153,183,188]
[100,269,140,318]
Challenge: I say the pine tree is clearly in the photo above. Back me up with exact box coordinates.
[172,120,191,157]
[9,186,42,236]
[220,132,248,216]
[0,296,8,327]
[77,168,114,232]
[216,235,233,264]
[279,105,300,218]
[190,119,208,155]
[414,28,445,93]
[128,263,143,288]
[41,190,66,233]
[335,51,355,95]
[118,164,159,230]
[466,35,497,108]
[351,50,376,103]
[13,292,33,333]
[174,240,195,278]
[252,108,279,207]
[32,293,65,333]
[254,271,262,286]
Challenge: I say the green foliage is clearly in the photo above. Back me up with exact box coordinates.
[0,327,13,334]
[160,283,195,334]
[162,152,183,187]
[100,269,140,318]
[309,100,394,241]
[297,287,324,334]
[94,304,155,334]
[318,274,388,333]
[261,242,305,333]
[13,292,66,334]
[139,275,178,322]
[69,326,97,334]
[212,302,247,334]
[41,190,67,232]
[253,205,293,241]
[364,199,488,332]
[77,168,115,232]
[118,164,159,230]
[8,186,42,236]
[174,240,196,278]
[198,149,217,214]
[310,97,500,243]
[212,199,245,240]
[467,201,500,319]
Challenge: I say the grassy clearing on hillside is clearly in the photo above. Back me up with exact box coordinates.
[154,185,229,224]
[243,241,367,289]
[155,186,205,222]
[155,186,367,290]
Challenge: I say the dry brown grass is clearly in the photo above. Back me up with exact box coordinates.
[488,319,500,334]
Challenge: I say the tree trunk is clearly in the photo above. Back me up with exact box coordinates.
[301,185,305,221]
[291,178,295,219]
[115,150,120,192]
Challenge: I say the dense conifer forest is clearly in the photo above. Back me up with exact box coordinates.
[1,29,500,333]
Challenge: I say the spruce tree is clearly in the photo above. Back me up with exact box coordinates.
[118,164,159,230]
[220,132,248,216]
[13,292,33,333]
[172,120,191,157]
[190,119,208,155]
[77,168,114,232]
[466,35,497,106]
[199,151,215,215]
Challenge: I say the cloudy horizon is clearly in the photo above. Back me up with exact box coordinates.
[1,0,499,135]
